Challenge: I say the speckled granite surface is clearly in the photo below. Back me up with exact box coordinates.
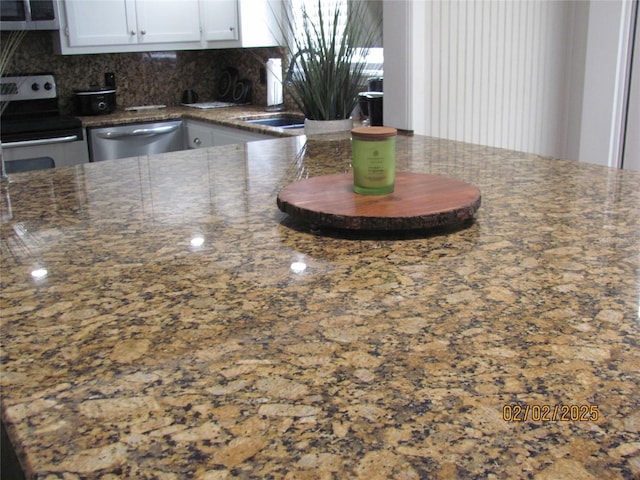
[77,105,305,138]
[1,134,639,479]
[2,31,292,115]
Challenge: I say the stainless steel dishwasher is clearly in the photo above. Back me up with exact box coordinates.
[88,120,185,162]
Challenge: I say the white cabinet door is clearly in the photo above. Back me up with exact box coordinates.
[237,0,281,47]
[63,0,137,47]
[200,0,238,41]
[186,120,216,149]
[58,0,201,53]
[200,0,282,48]
[59,0,280,53]
[135,0,201,44]
[212,124,272,146]
[185,120,274,148]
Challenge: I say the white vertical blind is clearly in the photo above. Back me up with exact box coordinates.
[290,0,349,41]
[420,0,576,157]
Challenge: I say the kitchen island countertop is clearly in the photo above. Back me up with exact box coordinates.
[1,132,639,479]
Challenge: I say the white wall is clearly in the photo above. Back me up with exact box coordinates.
[384,0,637,166]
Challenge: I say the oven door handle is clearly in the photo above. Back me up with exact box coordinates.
[2,135,80,149]
[96,124,180,139]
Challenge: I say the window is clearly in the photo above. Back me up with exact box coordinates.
[285,0,383,79]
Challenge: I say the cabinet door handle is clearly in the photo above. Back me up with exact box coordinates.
[140,29,146,35]
[193,137,202,146]
[130,30,136,35]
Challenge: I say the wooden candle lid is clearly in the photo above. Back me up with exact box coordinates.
[351,126,398,139]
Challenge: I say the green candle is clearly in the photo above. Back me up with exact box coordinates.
[351,126,398,195]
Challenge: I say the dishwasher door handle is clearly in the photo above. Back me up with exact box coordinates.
[2,134,80,149]
[97,124,180,139]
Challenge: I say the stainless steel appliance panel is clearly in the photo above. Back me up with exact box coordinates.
[2,135,89,168]
[88,120,185,162]
[1,73,87,171]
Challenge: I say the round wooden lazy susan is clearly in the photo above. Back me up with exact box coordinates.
[277,172,481,231]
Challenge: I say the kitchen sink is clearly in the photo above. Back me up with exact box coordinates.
[244,115,305,129]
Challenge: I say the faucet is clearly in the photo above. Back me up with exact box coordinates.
[285,49,313,85]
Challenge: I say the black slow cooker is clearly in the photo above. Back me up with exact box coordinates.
[73,87,116,115]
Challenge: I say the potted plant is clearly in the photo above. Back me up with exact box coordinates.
[279,0,382,134]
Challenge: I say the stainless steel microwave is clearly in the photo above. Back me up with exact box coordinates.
[0,0,59,30]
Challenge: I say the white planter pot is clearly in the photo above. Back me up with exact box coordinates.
[304,118,353,135]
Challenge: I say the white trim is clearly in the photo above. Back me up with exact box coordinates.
[579,0,636,168]
[623,1,640,170]
[383,0,413,131]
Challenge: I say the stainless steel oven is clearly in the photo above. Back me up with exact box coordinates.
[1,74,88,173]
[0,0,59,30]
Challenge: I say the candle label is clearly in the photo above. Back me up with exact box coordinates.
[352,136,396,195]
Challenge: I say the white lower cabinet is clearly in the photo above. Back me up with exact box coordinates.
[213,125,274,146]
[185,120,274,148]
[186,120,216,149]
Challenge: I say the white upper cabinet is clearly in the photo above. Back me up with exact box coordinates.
[237,0,282,47]
[57,0,202,53]
[62,0,137,47]
[201,0,282,48]
[135,0,201,44]
[200,0,239,42]
[54,0,281,54]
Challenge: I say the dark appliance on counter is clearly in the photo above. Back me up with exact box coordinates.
[358,76,384,126]
[366,92,383,126]
[367,77,384,125]
[73,87,117,115]
[1,73,86,172]
[181,89,198,104]
[368,77,383,92]
[0,0,59,30]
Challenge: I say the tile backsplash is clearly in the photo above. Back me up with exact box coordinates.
[2,31,291,115]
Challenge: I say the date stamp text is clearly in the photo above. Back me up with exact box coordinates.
[502,404,599,422]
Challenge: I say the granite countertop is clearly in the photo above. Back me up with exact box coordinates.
[76,105,306,137]
[1,133,639,479]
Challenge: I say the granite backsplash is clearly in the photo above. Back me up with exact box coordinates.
[1,31,294,115]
